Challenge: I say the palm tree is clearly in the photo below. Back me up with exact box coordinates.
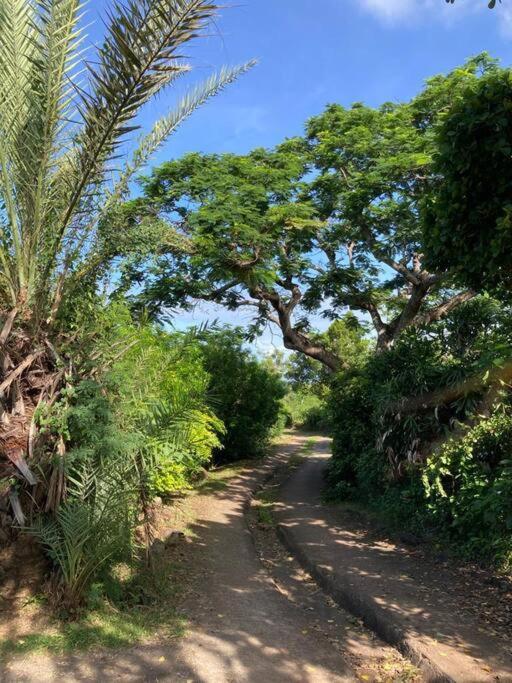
[0,0,252,518]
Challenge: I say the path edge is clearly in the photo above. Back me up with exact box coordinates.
[275,499,454,683]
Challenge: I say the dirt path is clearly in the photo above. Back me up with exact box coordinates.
[275,438,512,683]
[1,433,357,682]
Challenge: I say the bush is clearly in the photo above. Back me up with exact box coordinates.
[199,328,286,461]
[424,409,512,568]
[31,304,226,606]
[30,380,138,609]
[108,308,224,491]
[327,331,454,500]
[282,390,330,431]
[325,297,512,566]
[283,390,322,426]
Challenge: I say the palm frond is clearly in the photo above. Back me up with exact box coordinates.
[108,61,257,206]
[59,0,218,241]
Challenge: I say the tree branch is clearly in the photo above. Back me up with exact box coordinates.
[202,279,239,301]
[389,359,512,415]
[414,290,476,327]
[359,227,421,286]
[250,285,341,371]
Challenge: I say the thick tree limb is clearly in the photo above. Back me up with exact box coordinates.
[389,360,512,414]
[251,284,341,371]
[414,290,476,327]
[202,279,239,301]
[376,285,475,351]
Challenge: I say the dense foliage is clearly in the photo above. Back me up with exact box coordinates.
[29,305,226,603]
[424,67,512,291]
[424,408,512,567]
[199,328,286,462]
[326,296,512,567]
[0,0,510,617]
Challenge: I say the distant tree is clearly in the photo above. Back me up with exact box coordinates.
[285,315,370,390]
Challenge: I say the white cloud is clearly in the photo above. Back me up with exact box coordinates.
[358,0,414,22]
[355,0,481,26]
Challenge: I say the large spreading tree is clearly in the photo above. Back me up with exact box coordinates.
[114,56,500,371]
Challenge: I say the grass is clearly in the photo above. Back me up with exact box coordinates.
[257,506,274,526]
[302,437,316,455]
[254,485,279,527]
[0,604,186,660]
[288,437,316,468]
[0,557,187,662]
[195,459,253,494]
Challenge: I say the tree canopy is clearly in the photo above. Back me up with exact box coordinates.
[115,55,501,370]
[424,66,512,292]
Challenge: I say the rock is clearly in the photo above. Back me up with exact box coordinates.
[153,496,163,507]
[165,530,185,546]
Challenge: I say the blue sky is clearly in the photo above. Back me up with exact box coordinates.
[90,0,512,353]
[136,0,512,159]
[89,0,512,161]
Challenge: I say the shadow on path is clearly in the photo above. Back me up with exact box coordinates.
[1,434,354,682]
[275,438,512,683]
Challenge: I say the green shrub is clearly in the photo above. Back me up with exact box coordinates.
[31,463,136,610]
[325,297,512,567]
[30,380,138,609]
[31,305,225,606]
[424,410,512,567]
[282,390,328,430]
[199,328,286,462]
[147,460,191,496]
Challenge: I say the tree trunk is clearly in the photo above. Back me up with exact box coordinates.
[0,315,67,529]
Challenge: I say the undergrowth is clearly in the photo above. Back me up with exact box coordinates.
[0,557,186,661]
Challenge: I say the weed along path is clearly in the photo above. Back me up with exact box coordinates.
[275,438,512,683]
[2,432,410,683]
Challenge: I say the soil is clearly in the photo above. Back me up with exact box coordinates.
[0,534,51,642]
[247,450,421,682]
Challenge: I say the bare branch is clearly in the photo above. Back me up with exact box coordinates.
[415,290,476,327]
